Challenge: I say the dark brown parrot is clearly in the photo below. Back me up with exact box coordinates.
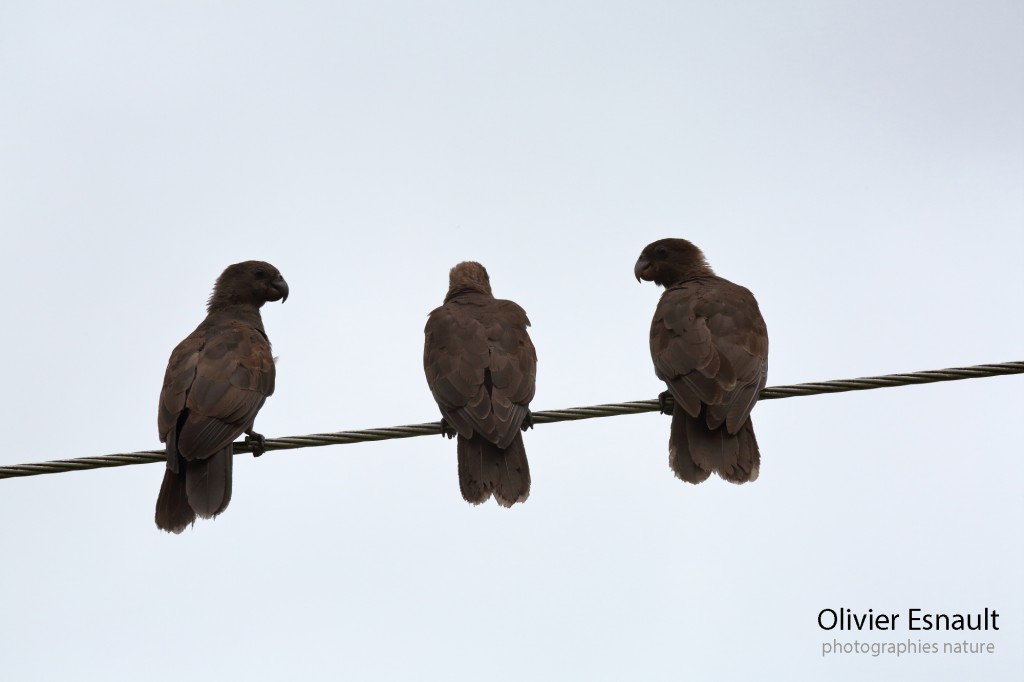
[635,239,768,484]
[155,261,288,533]
[423,261,536,507]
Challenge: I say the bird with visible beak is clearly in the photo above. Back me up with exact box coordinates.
[635,239,768,484]
[155,260,288,533]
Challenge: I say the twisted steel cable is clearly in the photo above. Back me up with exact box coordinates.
[1,361,1020,480]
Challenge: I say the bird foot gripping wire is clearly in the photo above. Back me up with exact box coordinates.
[245,430,267,457]
[657,391,675,416]
[439,419,457,439]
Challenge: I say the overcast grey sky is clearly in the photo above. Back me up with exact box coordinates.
[1,1,1022,680]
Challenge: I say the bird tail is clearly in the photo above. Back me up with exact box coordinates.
[457,432,531,507]
[669,409,760,484]
[184,447,234,519]
[155,461,196,534]
[155,447,233,533]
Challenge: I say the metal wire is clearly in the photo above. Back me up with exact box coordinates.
[1,361,1020,480]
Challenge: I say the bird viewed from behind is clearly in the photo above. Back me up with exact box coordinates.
[155,260,288,533]
[423,261,537,507]
[635,238,769,484]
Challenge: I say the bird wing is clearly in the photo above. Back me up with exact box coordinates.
[651,277,768,434]
[424,294,536,448]
[159,319,275,461]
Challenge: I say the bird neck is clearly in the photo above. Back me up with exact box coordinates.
[204,304,266,330]
[659,265,715,288]
[444,286,492,303]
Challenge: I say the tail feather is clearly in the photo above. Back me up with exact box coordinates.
[457,432,530,507]
[669,408,759,484]
[184,447,233,518]
[155,464,196,534]
[669,411,712,484]
[735,420,760,483]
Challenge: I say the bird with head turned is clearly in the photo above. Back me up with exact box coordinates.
[635,238,714,286]
[155,260,288,533]
[207,261,289,309]
[635,238,769,485]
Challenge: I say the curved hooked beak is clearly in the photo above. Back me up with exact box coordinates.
[270,276,289,303]
[634,258,650,282]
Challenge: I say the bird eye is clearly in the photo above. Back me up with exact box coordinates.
[655,246,668,258]
[254,268,267,279]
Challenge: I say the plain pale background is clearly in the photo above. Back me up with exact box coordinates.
[1,1,1021,680]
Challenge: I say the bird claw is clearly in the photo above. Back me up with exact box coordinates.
[245,430,267,457]
[521,411,534,432]
[439,419,457,439]
[657,391,675,416]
